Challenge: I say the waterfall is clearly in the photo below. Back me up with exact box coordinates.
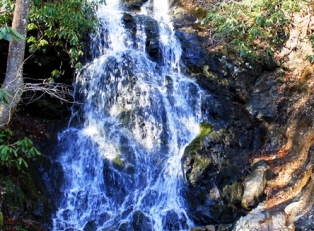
[52,0,209,230]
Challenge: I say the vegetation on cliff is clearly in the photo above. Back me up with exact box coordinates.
[180,0,313,66]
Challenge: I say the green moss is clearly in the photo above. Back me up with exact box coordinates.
[112,155,125,170]
[184,122,212,155]
[119,111,131,126]
[199,122,212,138]
[0,211,3,227]
[190,7,207,19]
[182,122,213,184]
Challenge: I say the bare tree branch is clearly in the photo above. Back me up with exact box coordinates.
[23,82,77,105]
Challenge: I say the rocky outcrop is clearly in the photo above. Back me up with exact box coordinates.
[171,1,314,230]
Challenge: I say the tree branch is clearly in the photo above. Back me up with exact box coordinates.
[23,82,77,104]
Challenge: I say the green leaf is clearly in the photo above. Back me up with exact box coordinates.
[27,36,37,44]
[0,31,5,40]
[27,23,38,31]
[8,27,25,40]
[39,39,49,47]
[51,69,61,78]
[4,33,11,41]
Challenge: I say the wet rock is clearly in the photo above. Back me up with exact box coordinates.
[209,186,221,202]
[181,122,213,184]
[122,14,161,62]
[132,210,152,231]
[206,225,215,231]
[83,220,96,231]
[181,97,263,224]
[121,0,148,9]
[217,224,231,231]
[162,210,189,231]
[142,16,160,61]
[241,160,272,210]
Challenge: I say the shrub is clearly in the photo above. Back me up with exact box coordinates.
[204,0,303,63]
[0,129,40,170]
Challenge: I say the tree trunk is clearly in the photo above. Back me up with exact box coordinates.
[0,0,31,126]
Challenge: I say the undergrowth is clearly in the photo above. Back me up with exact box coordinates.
[204,0,304,64]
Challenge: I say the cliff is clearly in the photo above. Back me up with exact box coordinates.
[172,0,314,230]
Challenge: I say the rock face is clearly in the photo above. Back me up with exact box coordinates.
[171,1,314,230]
[121,13,161,62]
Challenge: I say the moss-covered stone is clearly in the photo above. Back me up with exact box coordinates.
[182,122,213,185]
[184,122,212,156]
[222,181,243,205]
[112,155,125,170]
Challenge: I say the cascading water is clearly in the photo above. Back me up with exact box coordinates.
[52,0,211,230]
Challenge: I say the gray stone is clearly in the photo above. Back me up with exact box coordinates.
[241,161,271,210]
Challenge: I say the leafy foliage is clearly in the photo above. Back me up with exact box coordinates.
[28,0,102,71]
[0,129,41,170]
[204,0,302,63]
[0,26,25,41]
[1,0,104,80]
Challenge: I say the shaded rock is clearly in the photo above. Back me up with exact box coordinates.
[122,14,161,62]
[162,210,189,231]
[132,210,152,231]
[241,161,271,210]
[83,220,96,231]
[247,73,280,121]
[121,0,148,9]
[222,182,243,205]
[206,225,216,231]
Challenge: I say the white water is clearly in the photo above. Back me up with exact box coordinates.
[52,0,209,230]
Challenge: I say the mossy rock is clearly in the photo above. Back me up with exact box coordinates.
[182,122,213,184]
[112,155,125,170]
[184,122,212,156]
[222,181,243,205]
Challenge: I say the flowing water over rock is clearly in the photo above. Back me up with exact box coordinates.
[51,0,212,230]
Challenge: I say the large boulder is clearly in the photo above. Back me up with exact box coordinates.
[241,160,272,210]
